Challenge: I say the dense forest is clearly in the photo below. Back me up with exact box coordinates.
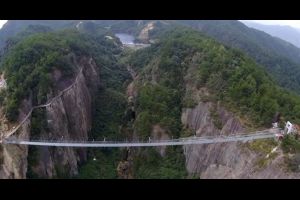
[3,20,300,94]
[129,27,300,131]
[0,25,121,122]
[2,21,300,178]
[174,20,300,93]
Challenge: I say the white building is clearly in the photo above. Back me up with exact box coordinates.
[285,121,294,134]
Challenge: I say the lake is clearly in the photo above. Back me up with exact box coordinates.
[115,33,135,45]
[115,33,151,49]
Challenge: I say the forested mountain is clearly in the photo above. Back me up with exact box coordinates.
[241,21,300,48]
[101,20,300,93]
[172,20,300,93]
[79,26,300,178]
[1,21,300,179]
[129,27,300,130]
[0,22,131,178]
[49,20,300,93]
[0,20,79,49]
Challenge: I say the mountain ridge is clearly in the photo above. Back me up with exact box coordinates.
[241,21,300,48]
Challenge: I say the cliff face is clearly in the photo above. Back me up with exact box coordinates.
[30,56,99,178]
[182,102,244,175]
[137,21,155,43]
[182,101,300,179]
[0,98,31,179]
[0,55,100,179]
[181,102,243,137]
[0,113,30,178]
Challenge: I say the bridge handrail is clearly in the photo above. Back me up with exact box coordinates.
[3,131,276,145]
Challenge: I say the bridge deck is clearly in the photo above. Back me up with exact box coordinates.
[2,131,277,147]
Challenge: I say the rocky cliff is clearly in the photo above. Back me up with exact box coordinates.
[137,21,155,43]
[182,101,300,178]
[0,55,100,178]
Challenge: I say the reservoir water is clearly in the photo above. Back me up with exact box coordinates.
[115,33,151,49]
[115,33,135,45]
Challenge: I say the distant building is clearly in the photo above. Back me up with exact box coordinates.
[105,36,113,40]
[285,121,294,134]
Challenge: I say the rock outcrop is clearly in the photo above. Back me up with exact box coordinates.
[182,101,300,178]
[151,125,170,157]
[0,97,32,179]
[137,21,155,43]
[182,102,244,175]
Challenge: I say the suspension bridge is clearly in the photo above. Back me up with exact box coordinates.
[1,129,279,147]
[0,57,281,148]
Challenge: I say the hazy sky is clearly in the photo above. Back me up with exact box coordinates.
[1,20,300,30]
[240,20,300,29]
[0,20,7,29]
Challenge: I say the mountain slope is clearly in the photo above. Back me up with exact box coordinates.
[0,20,79,50]
[0,26,128,178]
[126,27,300,178]
[241,21,300,48]
[176,20,300,64]
[130,27,300,129]
[73,20,300,93]
[172,20,300,93]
